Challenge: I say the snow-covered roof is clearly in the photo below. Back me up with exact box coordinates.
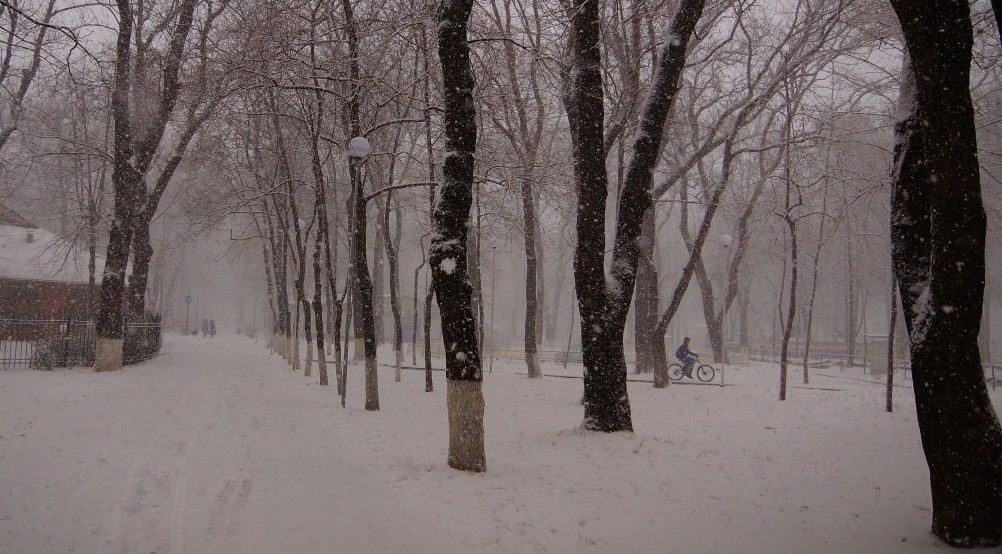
[0,224,106,284]
[0,204,38,228]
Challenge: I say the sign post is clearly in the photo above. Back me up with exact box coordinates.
[184,291,192,336]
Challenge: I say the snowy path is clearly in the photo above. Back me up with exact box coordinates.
[0,333,977,552]
[0,336,456,553]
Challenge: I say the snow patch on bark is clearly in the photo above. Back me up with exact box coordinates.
[892,50,918,184]
[440,258,457,274]
[910,281,932,344]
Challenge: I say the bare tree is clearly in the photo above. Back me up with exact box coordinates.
[0,0,61,152]
[479,0,551,377]
[566,0,705,430]
[95,0,200,371]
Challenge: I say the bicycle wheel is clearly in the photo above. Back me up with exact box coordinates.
[696,364,715,382]
[668,364,685,380]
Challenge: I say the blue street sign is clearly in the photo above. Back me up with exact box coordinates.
[185,294,192,304]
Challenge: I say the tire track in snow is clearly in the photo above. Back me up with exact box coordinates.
[100,341,225,554]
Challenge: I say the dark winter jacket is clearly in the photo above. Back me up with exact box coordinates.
[676,343,695,362]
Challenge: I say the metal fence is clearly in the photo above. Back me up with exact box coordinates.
[0,319,162,369]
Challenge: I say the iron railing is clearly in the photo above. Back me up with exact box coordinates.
[0,319,162,369]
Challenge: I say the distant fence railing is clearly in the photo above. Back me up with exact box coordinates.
[0,319,162,369]
[753,346,860,367]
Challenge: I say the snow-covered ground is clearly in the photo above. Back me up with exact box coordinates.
[1,333,990,553]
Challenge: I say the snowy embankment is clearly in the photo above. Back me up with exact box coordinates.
[1,334,985,553]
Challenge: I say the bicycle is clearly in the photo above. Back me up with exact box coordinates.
[668,356,716,382]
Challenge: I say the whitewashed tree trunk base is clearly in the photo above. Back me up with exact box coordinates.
[447,379,485,472]
[395,349,403,382]
[274,333,286,359]
[94,337,124,372]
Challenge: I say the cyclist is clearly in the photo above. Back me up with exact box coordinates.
[675,337,698,377]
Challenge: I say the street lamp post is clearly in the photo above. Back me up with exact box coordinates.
[184,290,191,336]
[720,233,733,386]
[489,237,503,372]
[343,136,371,409]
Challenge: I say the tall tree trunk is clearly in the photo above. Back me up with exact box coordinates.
[980,272,993,367]
[373,199,386,345]
[521,173,542,377]
[383,192,404,382]
[633,210,660,375]
[435,0,485,471]
[313,238,328,385]
[95,173,139,371]
[95,0,198,371]
[738,283,750,349]
[568,0,704,429]
[886,271,896,413]
[546,217,571,345]
[534,205,545,346]
[421,21,437,393]
[301,288,314,376]
[680,176,724,363]
[801,191,827,384]
[276,207,291,360]
[653,143,733,359]
[128,222,153,318]
[889,2,1002,545]
[413,249,426,367]
[569,0,630,431]
[470,184,484,351]
[95,1,140,372]
[844,221,857,366]
[779,213,797,401]
[779,103,799,401]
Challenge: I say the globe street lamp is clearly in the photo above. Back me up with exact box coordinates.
[719,233,732,386]
[348,136,371,158]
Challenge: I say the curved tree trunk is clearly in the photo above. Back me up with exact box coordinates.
[521,174,542,378]
[413,250,426,367]
[568,0,705,430]
[128,222,154,318]
[633,210,659,374]
[889,2,1002,545]
[779,214,797,401]
[421,21,437,393]
[96,0,198,371]
[313,241,328,385]
[382,192,404,382]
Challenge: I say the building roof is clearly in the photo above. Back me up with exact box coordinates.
[0,204,110,285]
[0,204,38,229]
[0,224,106,285]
